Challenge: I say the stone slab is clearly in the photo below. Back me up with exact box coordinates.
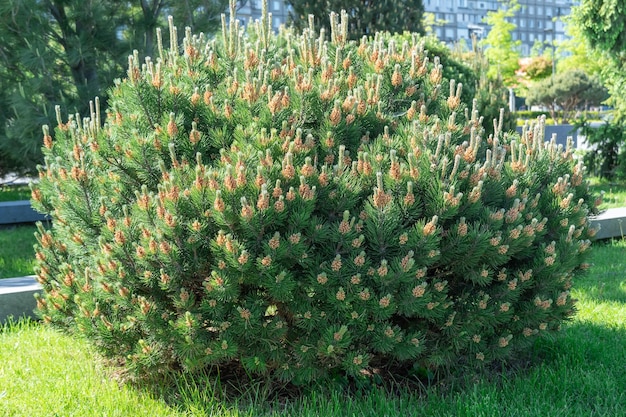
[0,276,41,323]
[589,207,626,240]
[0,200,48,225]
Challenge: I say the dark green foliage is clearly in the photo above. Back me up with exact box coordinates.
[0,0,229,176]
[575,118,626,180]
[480,0,520,87]
[32,8,597,384]
[286,0,425,40]
[0,0,127,175]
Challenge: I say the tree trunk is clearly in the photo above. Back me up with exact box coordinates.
[139,0,165,60]
[47,1,100,104]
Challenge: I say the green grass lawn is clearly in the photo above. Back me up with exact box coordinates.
[0,185,31,202]
[588,178,626,210]
[0,225,37,278]
[0,183,38,278]
[1,239,625,416]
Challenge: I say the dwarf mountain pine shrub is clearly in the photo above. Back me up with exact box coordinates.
[32,5,597,384]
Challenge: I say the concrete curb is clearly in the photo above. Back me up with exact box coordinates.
[0,200,48,225]
[0,276,41,323]
[590,207,626,240]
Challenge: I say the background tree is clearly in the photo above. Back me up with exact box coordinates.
[556,16,603,77]
[286,0,425,40]
[0,0,229,176]
[525,69,608,123]
[0,0,128,175]
[480,0,520,88]
[575,0,626,59]
[125,0,229,59]
[571,1,626,179]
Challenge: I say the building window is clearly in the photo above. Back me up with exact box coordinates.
[521,44,529,56]
[273,1,281,11]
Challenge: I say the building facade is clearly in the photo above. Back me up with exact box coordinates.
[232,0,290,32]
[232,0,576,57]
[424,0,577,56]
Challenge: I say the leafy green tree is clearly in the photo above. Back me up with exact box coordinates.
[525,69,608,123]
[556,16,603,77]
[574,0,626,119]
[286,0,425,39]
[480,0,520,87]
[576,0,626,57]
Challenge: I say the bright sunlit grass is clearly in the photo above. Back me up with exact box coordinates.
[588,178,626,210]
[0,185,30,202]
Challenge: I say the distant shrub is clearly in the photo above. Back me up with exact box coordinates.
[515,110,606,123]
[32,8,597,384]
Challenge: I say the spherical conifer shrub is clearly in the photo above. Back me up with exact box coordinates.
[32,7,597,383]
